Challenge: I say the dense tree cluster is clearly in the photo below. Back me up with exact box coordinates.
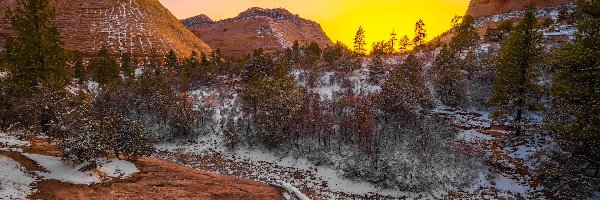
[534,0,600,197]
[0,0,202,165]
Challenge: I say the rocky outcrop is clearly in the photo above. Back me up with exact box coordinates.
[0,0,211,58]
[184,7,332,58]
[466,0,573,18]
[181,14,213,27]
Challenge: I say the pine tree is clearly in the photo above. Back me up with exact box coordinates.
[413,19,427,47]
[489,6,543,136]
[305,42,322,65]
[200,52,209,66]
[165,49,179,70]
[182,51,199,81]
[89,46,120,85]
[120,51,135,80]
[450,15,479,52]
[148,48,161,76]
[388,29,398,53]
[73,51,87,83]
[549,0,600,180]
[4,0,72,97]
[210,49,222,64]
[322,41,361,72]
[368,54,384,83]
[292,40,301,63]
[433,45,467,107]
[354,26,367,55]
[398,35,411,53]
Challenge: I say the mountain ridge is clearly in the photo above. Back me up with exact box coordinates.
[183,7,332,58]
[466,0,574,18]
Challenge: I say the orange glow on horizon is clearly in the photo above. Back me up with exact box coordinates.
[159,0,470,51]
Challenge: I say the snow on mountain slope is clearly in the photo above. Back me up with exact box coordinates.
[183,7,332,58]
[0,0,211,58]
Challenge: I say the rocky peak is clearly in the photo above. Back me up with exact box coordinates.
[184,7,332,58]
[181,14,214,27]
[236,7,298,21]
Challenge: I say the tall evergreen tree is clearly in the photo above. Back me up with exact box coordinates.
[210,49,222,64]
[292,40,301,63]
[305,42,322,65]
[433,45,467,107]
[89,46,120,85]
[413,19,427,47]
[388,29,398,53]
[550,0,600,180]
[165,49,179,70]
[73,51,87,83]
[489,6,544,136]
[120,51,135,80]
[200,52,209,67]
[368,54,384,83]
[354,26,367,55]
[4,0,71,96]
[148,48,161,75]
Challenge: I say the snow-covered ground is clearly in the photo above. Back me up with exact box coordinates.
[0,156,37,199]
[0,131,31,147]
[157,103,550,199]
[22,153,138,185]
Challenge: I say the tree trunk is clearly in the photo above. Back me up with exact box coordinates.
[515,108,523,137]
[114,149,120,159]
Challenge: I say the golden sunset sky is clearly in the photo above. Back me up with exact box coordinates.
[159,0,470,50]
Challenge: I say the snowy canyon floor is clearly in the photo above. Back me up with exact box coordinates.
[156,106,560,199]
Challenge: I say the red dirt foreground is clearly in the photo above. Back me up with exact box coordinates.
[1,138,285,200]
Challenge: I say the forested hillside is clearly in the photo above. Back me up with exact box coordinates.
[1,0,599,199]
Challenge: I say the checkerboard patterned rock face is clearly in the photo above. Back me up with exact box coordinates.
[466,0,573,19]
[184,7,332,58]
[0,0,211,59]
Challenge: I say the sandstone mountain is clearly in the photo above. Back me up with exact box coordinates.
[184,7,333,58]
[0,0,211,58]
[466,0,573,19]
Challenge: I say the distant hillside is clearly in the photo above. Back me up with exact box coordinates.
[466,0,573,19]
[183,7,332,58]
[0,0,212,58]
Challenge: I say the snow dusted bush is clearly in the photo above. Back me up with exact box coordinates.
[166,93,198,138]
[103,111,154,160]
[58,119,109,164]
[466,56,496,110]
[223,118,238,150]
[58,103,154,163]
[532,145,600,198]
[342,116,478,192]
